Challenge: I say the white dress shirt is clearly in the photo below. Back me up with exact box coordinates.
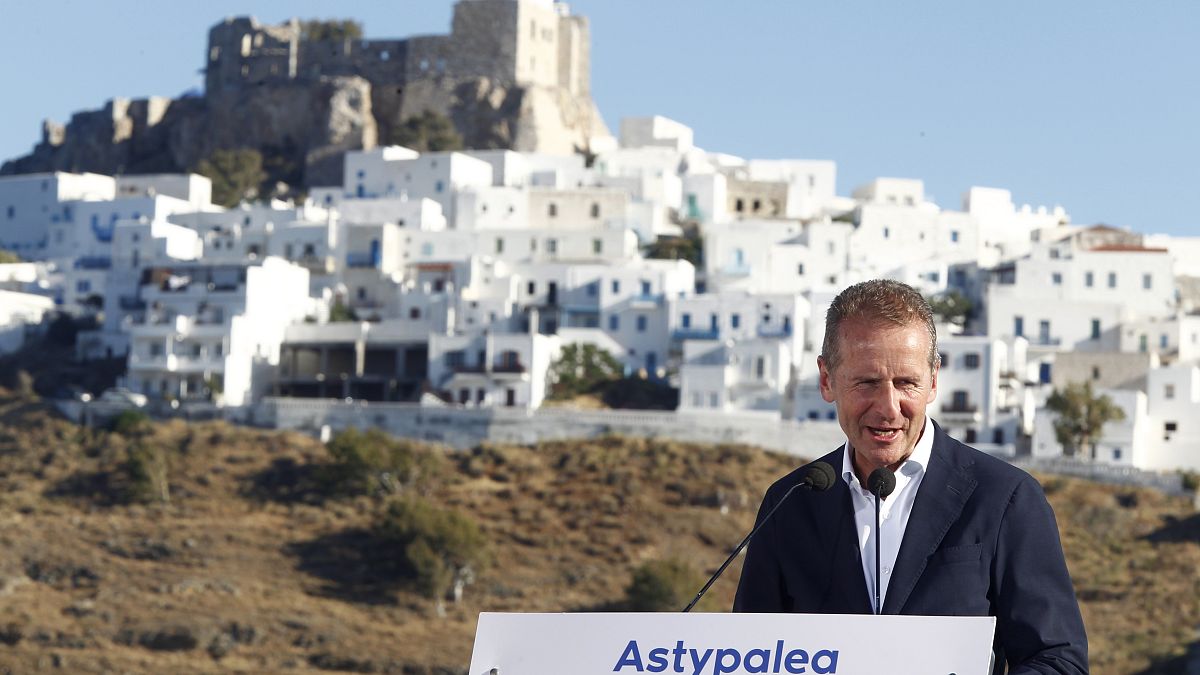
[839,419,934,613]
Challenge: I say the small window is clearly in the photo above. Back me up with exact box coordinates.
[731,314,741,329]
[636,316,647,332]
[735,198,745,213]
[590,203,600,219]
[797,263,805,275]
[592,238,602,254]
[1051,272,1062,285]
[964,353,980,369]
[1165,384,1175,400]
[587,281,598,297]
[527,281,536,295]
[1143,273,1153,290]
[1165,421,1178,434]
[548,203,558,217]
[1091,319,1101,340]
[496,238,504,254]
[409,308,421,319]
[1085,271,1094,287]
[1092,366,1101,380]
[950,230,960,243]
[681,313,691,328]
[883,227,890,239]
[611,280,620,294]
[608,315,619,331]
[1108,272,1117,288]
[547,239,558,254]
[435,180,445,193]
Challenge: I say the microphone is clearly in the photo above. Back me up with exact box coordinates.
[867,467,896,615]
[682,461,836,612]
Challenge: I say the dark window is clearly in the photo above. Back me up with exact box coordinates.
[964,353,980,369]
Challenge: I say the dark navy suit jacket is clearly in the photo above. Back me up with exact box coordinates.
[733,424,1088,675]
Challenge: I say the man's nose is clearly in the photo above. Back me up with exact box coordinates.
[871,383,902,418]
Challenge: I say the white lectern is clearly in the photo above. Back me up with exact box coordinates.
[470,612,995,675]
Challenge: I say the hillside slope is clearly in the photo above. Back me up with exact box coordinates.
[0,391,1196,674]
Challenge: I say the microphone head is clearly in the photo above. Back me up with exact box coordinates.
[803,461,837,492]
[867,467,896,500]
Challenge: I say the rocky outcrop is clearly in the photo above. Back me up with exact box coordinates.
[2,76,378,189]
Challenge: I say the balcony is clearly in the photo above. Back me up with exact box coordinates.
[720,262,752,277]
[75,256,112,270]
[673,327,719,341]
[492,362,527,375]
[630,293,663,308]
[940,401,982,423]
[758,325,794,338]
[346,251,379,269]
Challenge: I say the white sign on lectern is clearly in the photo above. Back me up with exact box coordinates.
[469,612,995,675]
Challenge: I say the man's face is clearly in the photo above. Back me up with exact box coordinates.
[818,318,938,478]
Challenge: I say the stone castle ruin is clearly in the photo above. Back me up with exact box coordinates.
[2,0,611,186]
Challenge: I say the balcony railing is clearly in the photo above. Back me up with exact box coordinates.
[346,251,378,269]
[941,402,980,414]
[673,328,719,341]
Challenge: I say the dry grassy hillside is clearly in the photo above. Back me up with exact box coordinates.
[0,390,1196,674]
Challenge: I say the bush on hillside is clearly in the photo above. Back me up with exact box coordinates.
[374,496,489,611]
[623,558,714,612]
[318,428,444,497]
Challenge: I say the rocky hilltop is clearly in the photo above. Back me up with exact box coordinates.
[1,2,611,188]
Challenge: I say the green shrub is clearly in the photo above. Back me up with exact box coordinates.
[375,497,489,606]
[319,428,444,497]
[109,409,151,436]
[624,558,713,612]
[124,442,171,504]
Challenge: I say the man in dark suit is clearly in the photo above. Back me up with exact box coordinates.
[734,279,1088,675]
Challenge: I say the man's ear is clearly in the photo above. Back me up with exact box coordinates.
[818,355,836,403]
[926,362,939,404]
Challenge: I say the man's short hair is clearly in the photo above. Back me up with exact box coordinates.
[821,279,940,372]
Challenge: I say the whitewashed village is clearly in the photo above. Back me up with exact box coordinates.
[1,0,1198,479]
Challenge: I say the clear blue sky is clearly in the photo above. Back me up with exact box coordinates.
[2,1,1197,235]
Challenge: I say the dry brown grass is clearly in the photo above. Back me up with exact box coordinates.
[0,390,1196,674]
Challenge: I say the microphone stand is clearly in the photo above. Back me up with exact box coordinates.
[874,491,882,615]
[682,481,803,613]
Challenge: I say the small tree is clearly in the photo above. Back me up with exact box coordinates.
[624,558,714,612]
[376,497,489,615]
[927,290,973,328]
[0,248,20,264]
[546,343,624,400]
[328,300,357,322]
[320,428,444,497]
[194,148,267,207]
[110,411,171,503]
[389,111,464,153]
[1045,381,1126,458]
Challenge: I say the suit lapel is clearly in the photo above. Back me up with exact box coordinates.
[811,446,873,613]
[882,428,977,615]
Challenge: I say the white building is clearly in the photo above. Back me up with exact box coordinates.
[0,172,116,259]
[427,330,560,409]
[124,257,311,406]
[678,338,791,416]
[0,289,55,354]
[987,229,1175,353]
[1032,364,1200,472]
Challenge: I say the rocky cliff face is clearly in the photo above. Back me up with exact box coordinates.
[1,73,608,189]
